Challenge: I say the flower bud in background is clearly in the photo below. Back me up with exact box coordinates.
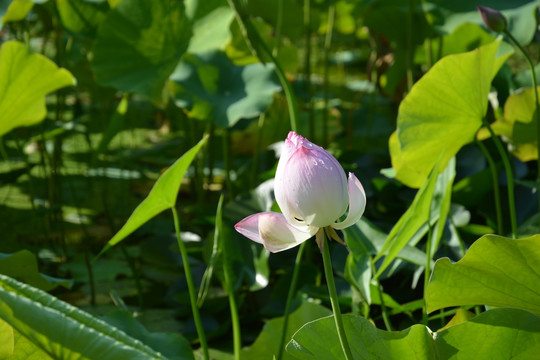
[235,131,366,253]
[477,6,507,33]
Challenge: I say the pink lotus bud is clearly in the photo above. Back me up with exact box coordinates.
[477,6,507,33]
[235,131,366,252]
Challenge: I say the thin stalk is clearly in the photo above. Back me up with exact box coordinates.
[483,119,517,238]
[215,194,241,360]
[423,194,434,325]
[322,4,335,148]
[321,230,353,360]
[222,252,241,359]
[304,0,314,140]
[476,139,503,235]
[250,113,265,189]
[504,30,540,229]
[370,258,392,330]
[171,207,209,360]
[273,0,284,56]
[405,0,414,92]
[120,246,143,309]
[276,241,307,360]
[227,0,299,131]
[223,130,234,199]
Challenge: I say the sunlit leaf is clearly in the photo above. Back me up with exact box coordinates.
[426,234,540,316]
[0,250,72,291]
[91,0,191,102]
[287,314,436,360]
[435,308,540,358]
[287,308,540,359]
[0,318,13,358]
[97,135,208,256]
[390,39,511,188]
[187,5,234,54]
[0,41,75,137]
[9,328,51,360]
[493,86,540,161]
[374,161,440,278]
[1,0,33,25]
[0,274,167,359]
[170,51,281,127]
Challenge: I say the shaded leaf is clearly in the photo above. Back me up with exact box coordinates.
[57,0,108,38]
[0,250,72,291]
[426,234,540,317]
[102,310,194,360]
[91,0,191,102]
[170,51,281,127]
[0,41,75,137]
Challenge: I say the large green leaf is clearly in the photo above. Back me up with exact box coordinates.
[0,274,167,359]
[0,250,72,291]
[0,41,75,137]
[287,308,540,359]
[170,51,281,127]
[390,39,512,188]
[187,5,234,54]
[242,302,332,360]
[91,0,192,102]
[97,135,208,256]
[287,314,436,360]
[426,234,540,316]
[435,308,540,359]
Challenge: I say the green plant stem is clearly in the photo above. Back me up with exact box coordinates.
[223,129,234,199]
[227,0,299,132]
[423,198,434,325]
[504,30,540,230]
[171,207,209,360]
[273,0,284,56]
[483,119,517,238]
[250,113,265,189]
[322,3,335,148]
[223,261,241,360]
[476,139,503,235]
[276,241,307,360]
[321,232,353,360]
[304,0,314,140]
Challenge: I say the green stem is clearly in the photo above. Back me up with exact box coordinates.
[321,231,353,360]
[223,129,234,199]
[476,139,503,235]
[322,3,335,148]
[304,0,314,140]
[504,30,540,230]
[483,119,517,238]
[423,196,434,325]
[276,241,307,360]
[171,207,209,360]
[250,113,265,189]
[223,262,241,360]
[273,0,284,56]
[227,0,299,131]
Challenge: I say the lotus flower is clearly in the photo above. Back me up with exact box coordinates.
[235,131,366,252]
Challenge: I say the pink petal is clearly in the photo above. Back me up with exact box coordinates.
[332,173,366,230]
[235,212,316,253]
